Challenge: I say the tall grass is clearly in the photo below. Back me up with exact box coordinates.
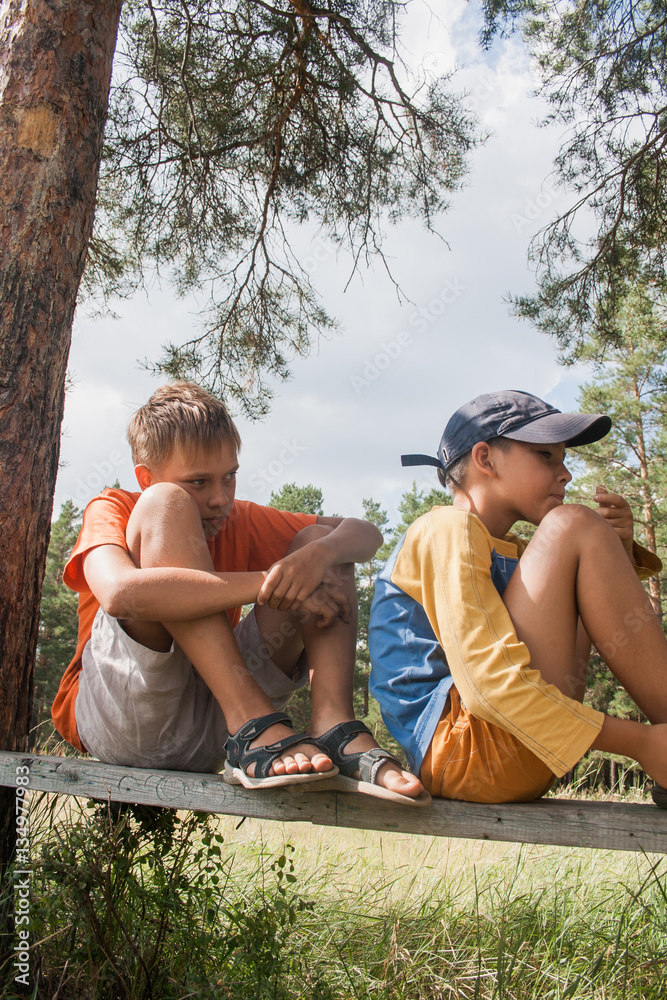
[1,794,665,999]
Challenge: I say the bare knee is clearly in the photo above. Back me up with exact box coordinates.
[135,481,198,515]
[127,483,206,566]
[286,522,334,553]
[536,502,618,549]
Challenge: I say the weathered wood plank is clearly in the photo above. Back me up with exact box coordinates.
[1,750,666,853]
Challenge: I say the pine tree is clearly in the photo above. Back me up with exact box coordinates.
[0,2,121,877]
[268,482,324,515]
[101,0,478,413]
[482,0,667,358]
[34,501,82,744]
[0,2,479,841]
[572,287,667,619]
[554,286,667,735]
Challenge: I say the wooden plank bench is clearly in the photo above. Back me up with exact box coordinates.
[1,750,666,854]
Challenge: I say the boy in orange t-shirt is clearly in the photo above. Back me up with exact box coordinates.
[52,381,427,803]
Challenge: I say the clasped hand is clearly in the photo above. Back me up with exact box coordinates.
[594,483,635,561]
[256,541,352,627]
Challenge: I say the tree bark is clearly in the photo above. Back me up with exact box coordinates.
[0,0,122,884]
[630,380,662,619]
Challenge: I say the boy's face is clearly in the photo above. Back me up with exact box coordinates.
[137,441,239,539]
[492,439,572,526]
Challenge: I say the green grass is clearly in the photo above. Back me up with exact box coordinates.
[1,795,666,999]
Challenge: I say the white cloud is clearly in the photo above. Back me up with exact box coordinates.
[55,4,590,529]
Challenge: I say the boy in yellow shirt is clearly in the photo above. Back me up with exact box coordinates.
[370,389,667,807]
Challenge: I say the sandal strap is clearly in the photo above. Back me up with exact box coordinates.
[357,747,403,785]
[313,721,403,783]
[224,712,321,780]
[313,720,376,775]
[227,712,293,748]
[652,784,667,809]
[224,712,292,768]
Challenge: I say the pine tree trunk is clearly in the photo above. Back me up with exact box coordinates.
[0,0,122,889]
[631,384,663,618]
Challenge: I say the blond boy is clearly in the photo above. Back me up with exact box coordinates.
[53,382,427,802]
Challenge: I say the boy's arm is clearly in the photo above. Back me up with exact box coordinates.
[257,516,383,614]
[315,515,384,563]
[594,485,635,561]
[83,543,342,624]
[594,485,662,577]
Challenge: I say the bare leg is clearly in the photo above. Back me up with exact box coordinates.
[502,503,667,786]
[253,524,425,799]
[122,482,332,776]
[571,621,592,702]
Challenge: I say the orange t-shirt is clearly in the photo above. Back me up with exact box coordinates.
[52,488,317,751]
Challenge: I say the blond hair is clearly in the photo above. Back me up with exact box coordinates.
[128,381,241,469]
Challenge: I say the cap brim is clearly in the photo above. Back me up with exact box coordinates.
[503,412,612,447]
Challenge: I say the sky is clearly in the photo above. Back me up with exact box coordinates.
[55,0,594,527]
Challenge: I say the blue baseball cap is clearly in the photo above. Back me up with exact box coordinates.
[401,390,612,474]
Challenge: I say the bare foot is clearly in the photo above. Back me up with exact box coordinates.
[310,720,426,800]
[245,721,333,778]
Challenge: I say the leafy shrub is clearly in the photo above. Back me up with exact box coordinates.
[2,798,313,1000]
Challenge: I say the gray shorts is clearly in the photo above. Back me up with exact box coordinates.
[75,607,308,772]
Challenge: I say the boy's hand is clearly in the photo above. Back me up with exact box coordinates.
[594,484,635,561]
[257,542,352,622]
[316,568,353,622]
[298,582,350,628]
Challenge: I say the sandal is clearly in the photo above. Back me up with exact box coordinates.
[223,712,338,789]
[652,784,667,809]
[312,720,431,806]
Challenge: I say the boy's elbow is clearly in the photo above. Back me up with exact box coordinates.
[357,520,384,553]
[97,582,135,621]
[357,518,383,547]
[100,591,125,620]
[320,516,384,559]
[357,519,384,560]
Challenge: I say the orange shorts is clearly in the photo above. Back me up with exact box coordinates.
[420,686,556,803]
